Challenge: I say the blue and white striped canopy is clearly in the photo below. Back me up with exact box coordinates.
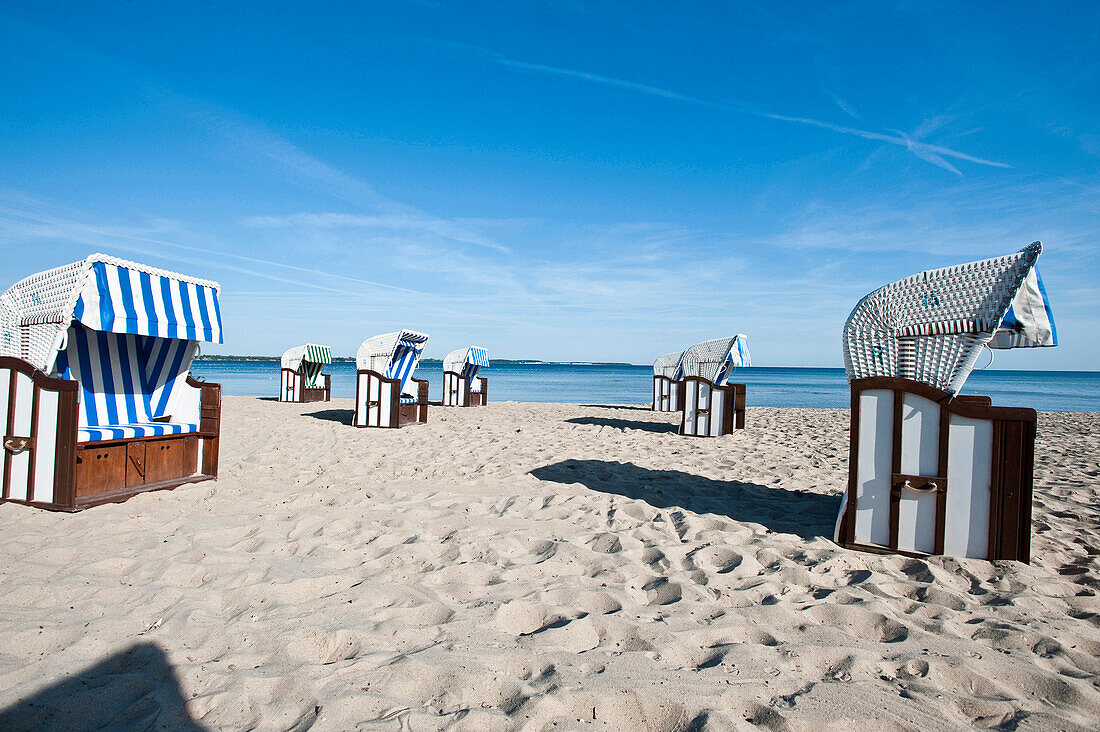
[397,332,430,348]
[467,346,489,367]
[989,268,1057,349]
[445,346,489,381]
[72,260,223,344]
[382,330,429,396]
[714,337,751,384]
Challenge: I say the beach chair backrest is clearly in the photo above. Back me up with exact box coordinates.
[652,351,683,379]
[679,335,750,385]
[843,242,1055,395]
[357,330,429,397]
[444,346,489,380]
[0,255,222,427]
[55,325,197,427]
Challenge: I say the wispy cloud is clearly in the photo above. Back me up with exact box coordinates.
[145,89,512,254]
[438,39,1011,176]
[0,197,426,297]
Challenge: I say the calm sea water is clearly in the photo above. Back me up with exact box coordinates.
[189,361,1100,412]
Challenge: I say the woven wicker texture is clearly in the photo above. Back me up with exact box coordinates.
[1,259,92,372]
[843,242,1043,395]
[679,337,744,383]
[355,330,429,372]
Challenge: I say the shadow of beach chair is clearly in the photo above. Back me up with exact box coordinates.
[279,343,331,403]
[835,242,1057,562]
[0,254,223,511]
[353,330,429,428]
[530,459,838,539]
[0,642,206,731]
[442,346,489,406]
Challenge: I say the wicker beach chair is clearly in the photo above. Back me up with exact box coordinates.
[442,346,489,406]
[678,335,750,436]
[652,351,684,412]
[835,242,1057,562]
[279,343,332,403]
[0,254,223,511]
[353,330,429,428]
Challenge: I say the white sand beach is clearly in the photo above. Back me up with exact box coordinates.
[0,398,1097,730]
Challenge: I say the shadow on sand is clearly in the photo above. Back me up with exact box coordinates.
[305,408,354,424]
[578,404,652,411]
[0,642,206,731]
[530,459,838,540]
[565,416,678,434]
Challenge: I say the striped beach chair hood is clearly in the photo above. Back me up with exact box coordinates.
[843,241,1056,395]
[0,254,222,375]
[282,343,332,388]
[444,346,489,380]
[679,336,750,385]
[357,330,429,397]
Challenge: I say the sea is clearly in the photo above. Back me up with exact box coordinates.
[189,361,1100,413]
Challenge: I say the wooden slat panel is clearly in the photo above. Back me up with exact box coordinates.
[3,369,15,499]
[75,444,127,497]
[997,420,1026,561]
[888,389,904,551]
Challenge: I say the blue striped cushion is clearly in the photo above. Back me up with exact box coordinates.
[399,395,419,404]
[79,422,200,442]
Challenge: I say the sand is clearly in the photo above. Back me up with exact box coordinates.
[0,399,1097,731]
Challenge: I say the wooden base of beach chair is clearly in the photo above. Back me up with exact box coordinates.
[355,371,429,427]
[280,370,331,403]
[443,372,488,407]
[0,359,221,511]
[652,376,681,412]
[679,378,746,436]
[835,377,1035,563]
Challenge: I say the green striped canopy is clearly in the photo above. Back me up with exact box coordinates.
[281,343,332,388]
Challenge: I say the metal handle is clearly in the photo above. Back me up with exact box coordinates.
[4,437,32,455]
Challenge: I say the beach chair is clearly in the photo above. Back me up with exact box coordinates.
[834,242,1056,562]
[442,346,489,406]
[353,330,429,428]
[679,336,750,436]
[652,351,684,412]
[279,343,332,403]
[0,254,223,511]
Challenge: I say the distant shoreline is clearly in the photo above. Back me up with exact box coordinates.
[194,355,640,366]
[191,357,1098,373]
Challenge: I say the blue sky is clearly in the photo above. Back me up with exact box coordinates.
[1,2,1097,367]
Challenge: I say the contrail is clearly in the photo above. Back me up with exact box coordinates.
[445,40,1012,175]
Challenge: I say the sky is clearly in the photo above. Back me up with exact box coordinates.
[1,1,1097,367]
